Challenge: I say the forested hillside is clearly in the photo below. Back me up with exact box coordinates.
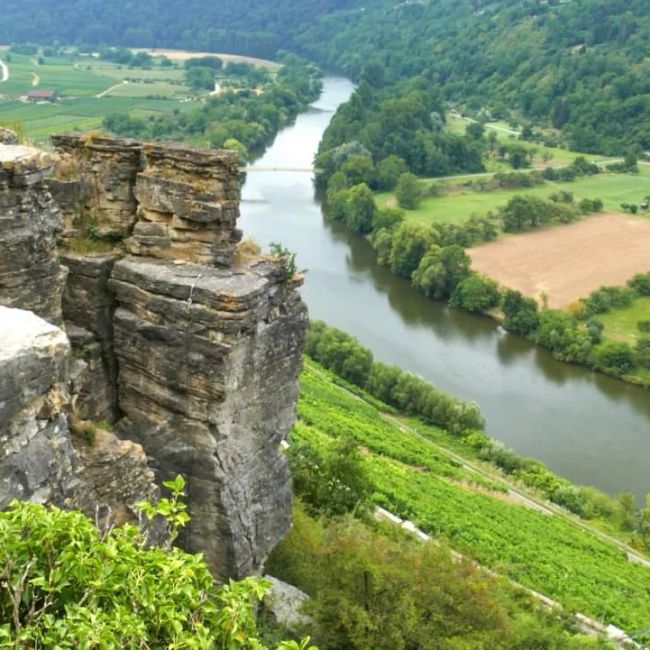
[3,0,648,154]
[0,0,361,60]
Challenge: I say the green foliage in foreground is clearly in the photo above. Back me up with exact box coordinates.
[293,360,650,637]
[0,477,312,649]
[269,506,611,650]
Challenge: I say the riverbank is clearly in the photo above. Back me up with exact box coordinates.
[241,76,650,501]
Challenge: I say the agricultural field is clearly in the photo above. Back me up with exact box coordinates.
[468,212,650,307]
[294,359,650,636]
[0,49,206,142]
[377,165,650,226]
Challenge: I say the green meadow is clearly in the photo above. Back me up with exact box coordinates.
[377,164,650,225]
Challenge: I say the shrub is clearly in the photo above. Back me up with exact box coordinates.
[589,341,636,376]
[502,290,540,337]
[0,479,309,649]
[629,272,650,296]
[451,273,501,313]
[395,172,422,209]
[635,336,650,369]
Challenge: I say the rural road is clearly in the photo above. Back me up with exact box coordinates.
[0,57,8,83]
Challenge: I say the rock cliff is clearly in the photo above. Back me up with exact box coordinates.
[0,132,307,581]
[0,144,65,325]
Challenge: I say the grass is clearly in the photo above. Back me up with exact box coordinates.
[446,114,613,167]
[0,52,201,142]
[377,165,650,225]
[599,297,650,345]
[295,359,650,635]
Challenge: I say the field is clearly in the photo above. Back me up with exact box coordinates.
[377,165,650,226]
[446,113,614,169]
[133,48,280,70]
[468,212,650,307]
[600,297,650,344]
[0,51,203,142]
[294,359,650,635]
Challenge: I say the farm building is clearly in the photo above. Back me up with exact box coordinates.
[25,89,58,102]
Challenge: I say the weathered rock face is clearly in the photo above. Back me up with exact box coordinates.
[61,252,119,421]
[3,133,307,582]
[127,143,242,266]
[0,144,65,325]
[0,306,159,526]
[109,256,307,578]
[50,133,142,239]
[0,306,77,507]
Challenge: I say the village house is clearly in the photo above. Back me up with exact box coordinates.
[25,89,58,102]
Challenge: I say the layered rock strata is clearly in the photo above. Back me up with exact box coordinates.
[128,143,242,265]
[0,306,159,526]
[0,306,77,507]
[0,144,64,325]
[109,256,307,578]
[61,252,119,421]
[50,133,142,239]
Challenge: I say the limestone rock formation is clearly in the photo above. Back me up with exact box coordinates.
[50,133,142,239]
[0,144,64,325]
[61,252,119,421]
[109,256,307,578]
[0,305,160,526]
[2,132,307,582]
[128,143,242,265]
[0,306,77,507]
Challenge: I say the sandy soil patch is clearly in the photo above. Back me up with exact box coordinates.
[132,48,278,69]
[469,212,650,307]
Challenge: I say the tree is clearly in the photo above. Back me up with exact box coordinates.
[589,341,636,376]
[635,336,650,369]
[375,155,408,190]
[340,154,375,187]
[395,172,422,209]
[502,290,539,337]
[388,222,438,277]
[186,65,216,91]
[412,244,471,300]
[345,183,377,235]
[451,273,501,313]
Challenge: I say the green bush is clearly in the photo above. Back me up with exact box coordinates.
[0,477,311,649]
[451,273,501,313]
[635,336,650,370]
[589,341,636,377]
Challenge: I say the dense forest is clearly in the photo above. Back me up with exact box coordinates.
[2,0,650,154]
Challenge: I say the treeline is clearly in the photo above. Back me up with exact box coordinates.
[103,55,322,160]
[0,0,362,60]
[573,272,650,378]
[306,320,484,432]
[321,169,650,383]
[295,0,650,156]
[316,77,484,181]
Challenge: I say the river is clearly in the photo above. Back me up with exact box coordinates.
[240,76,650,500]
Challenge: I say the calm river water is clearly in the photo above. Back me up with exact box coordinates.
[240,77,650,500]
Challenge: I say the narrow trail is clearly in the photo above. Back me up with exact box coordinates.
[0,57,8,83]
[31,72,39,87]
[96,80,128,98]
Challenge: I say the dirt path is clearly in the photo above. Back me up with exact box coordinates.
[470,212,650,307]
[96,80,128,98]
[0,57,8,83]
[31,72,39,86]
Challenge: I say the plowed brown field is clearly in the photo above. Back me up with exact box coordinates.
[469,213,650,307]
